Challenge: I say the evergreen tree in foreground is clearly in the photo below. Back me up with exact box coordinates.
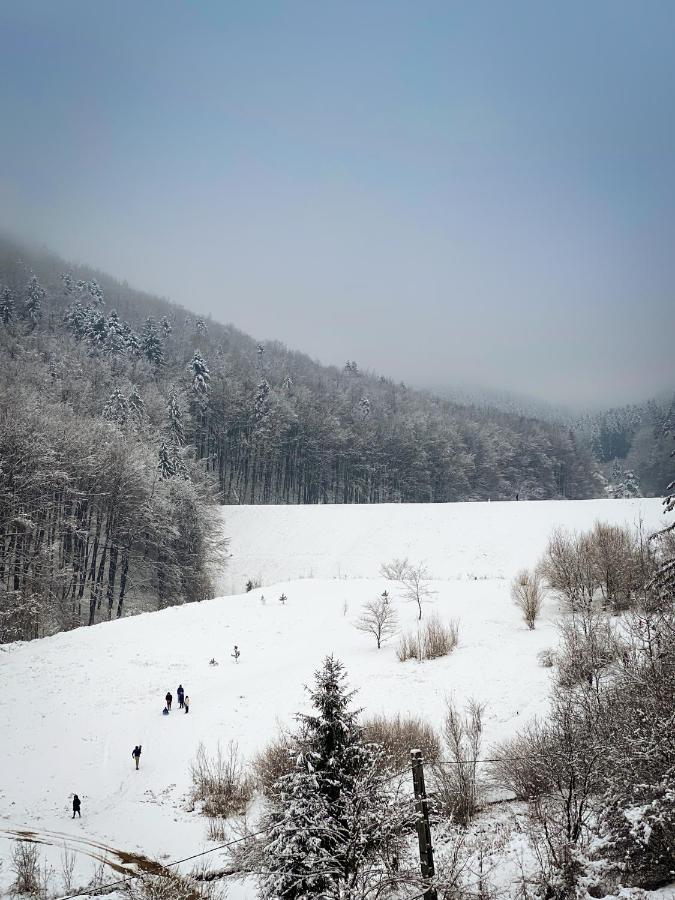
[238,657,412,900]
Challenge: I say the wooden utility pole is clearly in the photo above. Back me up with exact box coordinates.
[411,749,437,900]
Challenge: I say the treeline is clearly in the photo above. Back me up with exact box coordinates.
[1,235,599,502]
[574,399,674,497]
[0,245,225,642]
[0,235,601,639]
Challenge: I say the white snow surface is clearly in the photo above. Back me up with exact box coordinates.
[0,498,668,897]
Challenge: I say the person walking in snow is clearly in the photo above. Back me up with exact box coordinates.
[184,695,190,714]
[177,684,185,709]
[132,745,142,770]
[165,691,172,711]
[72,794,81,818]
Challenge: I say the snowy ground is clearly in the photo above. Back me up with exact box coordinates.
[0,498,668,898]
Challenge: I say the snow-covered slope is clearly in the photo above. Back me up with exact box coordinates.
[218,498,661,592]
[0,499,665,897]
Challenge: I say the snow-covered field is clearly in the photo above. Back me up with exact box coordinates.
[0,498,667,897]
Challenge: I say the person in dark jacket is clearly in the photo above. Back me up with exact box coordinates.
[72,794,81,818]
[132,745,142,769]
[165,691,172,711]
[177,685,185,709]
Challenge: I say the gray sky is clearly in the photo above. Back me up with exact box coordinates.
[1,1,674,407]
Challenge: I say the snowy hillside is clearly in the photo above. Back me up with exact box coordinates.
[0,498,666,898]
[218,498,663,592]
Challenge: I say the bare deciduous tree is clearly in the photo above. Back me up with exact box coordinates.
[354,596,398,649]
[380,557,434,620]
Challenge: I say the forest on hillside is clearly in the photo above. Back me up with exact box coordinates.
[0,235,615,641]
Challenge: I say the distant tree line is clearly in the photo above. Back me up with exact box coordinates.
[0,236,603,640]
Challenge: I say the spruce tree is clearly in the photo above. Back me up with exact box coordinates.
[0,286,16,324]
[103,388,130,426]
[104,310,127,355]
[23,275,45,328]
[188,350,210,404]
[63,300,91,339]
[242,657,411,899]
[157,442,175,479]
[141,317,164,367]
[167,389,185,446]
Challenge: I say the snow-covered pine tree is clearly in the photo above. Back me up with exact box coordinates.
[0,286,16,324]
[607,460,641,498]
[85,311,108,351]
[238,657,412,899]
[160,315,172,336]
[188,350,210,405]
[82,279,104,306]
[104,310,128,355]
[157,442,175,479]
[141,317,164,367]
[253,379,271,424]
[63,299,91,340]
[195,318,208,337]
[103,388,130,426]
[167,389,185,446]
[122,321,142,358]
[61,272,75,297]
[23,275,45,328]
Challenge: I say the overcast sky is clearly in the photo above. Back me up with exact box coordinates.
[1,1,674,408]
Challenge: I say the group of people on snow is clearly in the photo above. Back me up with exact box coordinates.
[163,684,189,715]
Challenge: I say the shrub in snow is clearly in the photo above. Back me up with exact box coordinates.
[432,698,485,826]
[554,613,619,692]
[252,730,299,798]
[189,740,253,818]
[537,647,556,668]
[122,868,225,900]
[362,713,440,771]
[10,840,43,896]
[595,606,675,888]
[397,614,459,661]
[537,522,656,616]
[510,568,544,629]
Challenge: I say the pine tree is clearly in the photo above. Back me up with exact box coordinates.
[167,389,185,446]
[0,286,16,324]
[85,311,108,351]
[159,315,172,336]
[141,317,164,367]
[23,275,45,328]
[157,442,175,479]
[188,351,210,405]
[241,657,411,899]
[104,310,127,355]
[121,322,142,358]
[103,388,130,426]
[195,318,208,337]
[63,300,91,339]
[254,379,271,424]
